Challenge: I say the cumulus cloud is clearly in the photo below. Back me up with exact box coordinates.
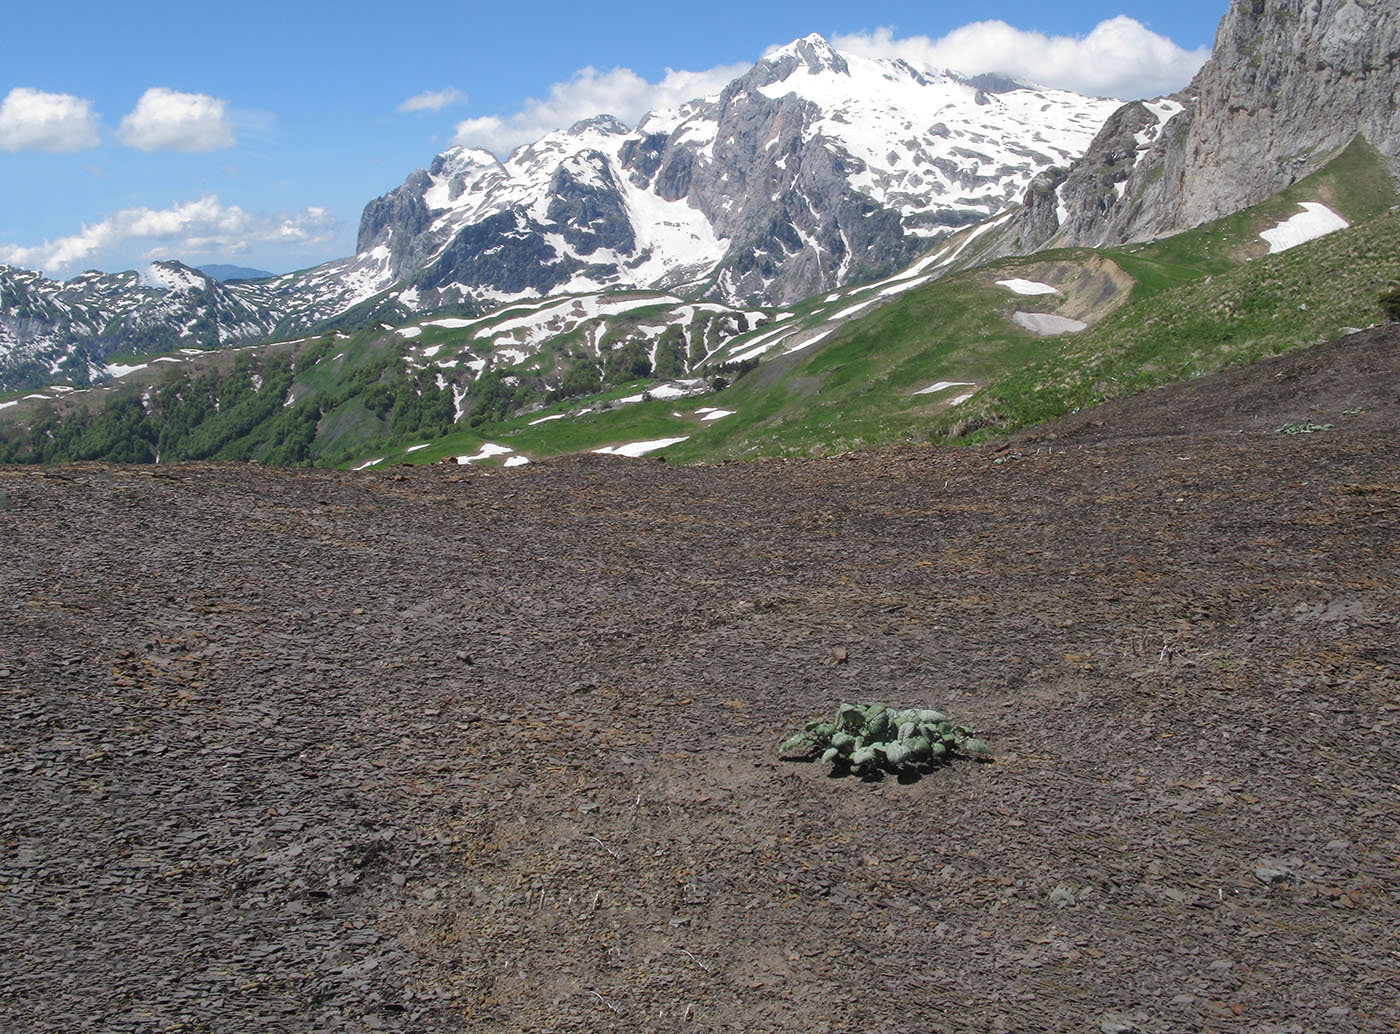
[451,61,749,155]
[398,88,467,113]
[117,88,236,152]
[831,18,1210,100]
[0,88,101,153]
[0,196,337,275]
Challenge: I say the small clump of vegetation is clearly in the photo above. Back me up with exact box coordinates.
[1275,420,1333,434]
[778,701,990,778]
[1378,288,1400,322]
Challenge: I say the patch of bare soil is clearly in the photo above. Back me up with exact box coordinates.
[2,334,1398,1033]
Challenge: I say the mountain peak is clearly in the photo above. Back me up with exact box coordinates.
[139,260,211,293]
[566,114,630,137]
[432,144,501,171]
[758,33,850,80]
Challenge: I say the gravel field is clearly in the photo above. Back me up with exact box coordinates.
[2,329,1398,1033]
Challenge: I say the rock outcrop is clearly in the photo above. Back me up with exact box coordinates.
[995,0,1400,255]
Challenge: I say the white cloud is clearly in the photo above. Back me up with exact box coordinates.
[117,88,236,152]
[832,17,1210,100]
[398,88,467,114]
[0,196,337,275]
[451,61,749,155]
[0,88,100,153]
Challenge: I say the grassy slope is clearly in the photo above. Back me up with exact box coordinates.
[673,137,1400,458]
[6,141,1395,468]
[939,139,1400,440]
[412,137,1395,466]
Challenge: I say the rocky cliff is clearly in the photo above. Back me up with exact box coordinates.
[995,0,1400,254]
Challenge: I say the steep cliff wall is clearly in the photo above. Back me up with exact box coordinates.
[995,0,1400,255]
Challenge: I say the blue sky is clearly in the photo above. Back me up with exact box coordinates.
[0,0,1227,279]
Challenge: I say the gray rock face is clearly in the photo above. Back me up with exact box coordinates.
[356,170,433,272]
[674,63,922,304]
[996,0,1400,256]
[545,154,635,258]
[1172,0,1400,227]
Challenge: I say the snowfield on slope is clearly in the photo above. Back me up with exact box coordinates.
[1012,311,1087,336]
[997,279,1060,296]
[593,437,690,457]
[752,37,1117,231]
[1260,203,1350,254]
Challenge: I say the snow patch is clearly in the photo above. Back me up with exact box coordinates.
[398,326,424,340]
[456,443,514,464]
[879,276,931,298]
[1012,311,1087,336]
[941,211,1015,268]
[405,443,431,453]
[614,380,708,404]
[831,298,877,321]
[727,326,796,364]
[1260,202,1349,254]
[593,437,689,457]
[1144,98,1184,126]
[529,413,567,425]
[696,408,734,421]
[914,380,974,396]
[781,329,833,355]
[1054,182,1071,228]
[503,455,530,467]
[996,278,1059,296]
[105,363,148,379]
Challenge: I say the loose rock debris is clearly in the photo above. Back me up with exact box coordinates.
[2,398,1398,1031]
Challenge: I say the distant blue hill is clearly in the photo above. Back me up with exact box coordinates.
[197,264,274,282]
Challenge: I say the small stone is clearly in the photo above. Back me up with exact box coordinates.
[1050,885,1077,908]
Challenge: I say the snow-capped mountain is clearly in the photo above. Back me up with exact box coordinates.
[349,34,1118,308]
[0,261,299,388]
[1,34,1119,391]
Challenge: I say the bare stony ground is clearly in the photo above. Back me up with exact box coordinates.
[2,330,1398,1033]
